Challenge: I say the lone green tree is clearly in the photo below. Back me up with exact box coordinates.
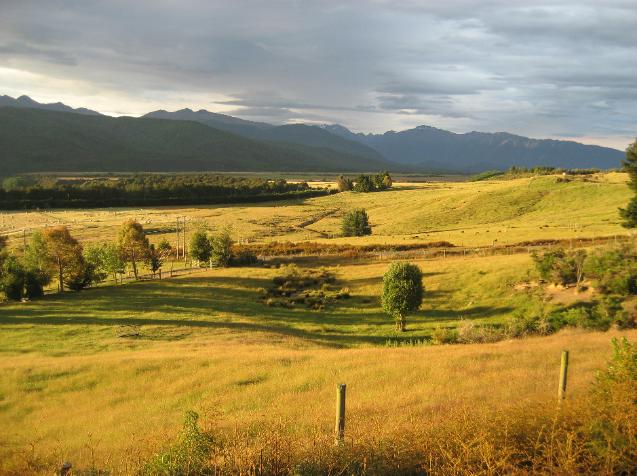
[381,262,424,331]
[210,227,233,267]
[117,220,150,279]
[620,139,637,227]
[342,209,372,237]
[190,229,212,265]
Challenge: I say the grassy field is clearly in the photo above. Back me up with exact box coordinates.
[1,172,630,248]
[1,172,635,474]
[0,254,538,355]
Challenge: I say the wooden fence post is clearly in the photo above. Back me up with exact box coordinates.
[335,383,346,444]
[558,350,569,402]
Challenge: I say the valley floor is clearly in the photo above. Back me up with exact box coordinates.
[0,172,635,474]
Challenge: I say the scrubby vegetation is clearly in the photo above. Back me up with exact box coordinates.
[138,337,635,475]
[261,265,349,310]
[1,170,636,474]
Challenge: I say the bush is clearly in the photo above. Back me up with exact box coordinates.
[230,249,259,266]
[342,209,372,237]
[585,247,637,296]
[531,248,586,286]
[506,311,555,338]
[23,270,45,299]
[0,256,25,301]
[0,254,48,301]
[432,325,458,344]
[143,411,214,476]
[456,320,502,343]
[336,175,352,192]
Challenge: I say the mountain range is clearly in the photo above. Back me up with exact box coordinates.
[0,94,625,176]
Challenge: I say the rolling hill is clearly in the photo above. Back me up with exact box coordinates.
[0,107,394,176]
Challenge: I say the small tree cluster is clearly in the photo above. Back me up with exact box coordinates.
[342,209,372,237]
[189,227,233,267]
[352,171,392,193]
[0,219,178,301]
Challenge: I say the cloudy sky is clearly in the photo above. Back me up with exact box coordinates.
[0,0,635,149]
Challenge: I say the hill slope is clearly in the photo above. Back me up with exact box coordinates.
[0,108,393,175]
[323,124,624,172]
[144,108,387,163]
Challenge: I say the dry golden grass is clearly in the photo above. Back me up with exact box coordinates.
[1,172,635,474]
[1,173,630,249]
[1,328,635,474]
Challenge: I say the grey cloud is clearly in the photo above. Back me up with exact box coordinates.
[0,0,634,146]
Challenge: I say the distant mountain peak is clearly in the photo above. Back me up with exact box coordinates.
[0,94,101,116]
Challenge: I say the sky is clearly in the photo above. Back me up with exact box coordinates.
[0,0,635,149]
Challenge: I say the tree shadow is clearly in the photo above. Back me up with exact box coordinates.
[0,273,514,348]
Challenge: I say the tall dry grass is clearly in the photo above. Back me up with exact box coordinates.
[2,330,635,475]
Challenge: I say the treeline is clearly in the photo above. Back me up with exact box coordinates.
[0,220,240,301]
[0,174,331,209]
[471,166,605,181]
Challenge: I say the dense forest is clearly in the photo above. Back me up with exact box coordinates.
[0,174,331,209]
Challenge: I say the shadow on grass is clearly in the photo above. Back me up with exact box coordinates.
[0,274,514,348]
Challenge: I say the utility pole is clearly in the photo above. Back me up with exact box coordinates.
[176,218,181,259]
[182,216,187,262]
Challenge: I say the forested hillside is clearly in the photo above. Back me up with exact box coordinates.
[0,108,392,176]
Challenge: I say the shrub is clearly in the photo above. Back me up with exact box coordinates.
[588,337,637,469]
[143,411,214,476]
[230,249,259,266]
[531,248,586,286]
[342,209,372,237]
[0,255,25,301]
[559,305,612,331]
[381,262,424,331]
[432,325,458,344]
[336,175,353,192]
[506,312,552,338]
[585,247,637,296]
[23,270,45,299]
[0,255,48,301]
[456,320,502,343]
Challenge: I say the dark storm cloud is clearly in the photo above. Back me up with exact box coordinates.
[0,0,635,147]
